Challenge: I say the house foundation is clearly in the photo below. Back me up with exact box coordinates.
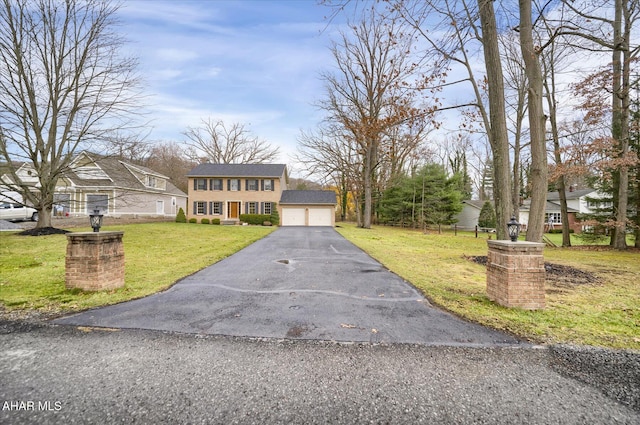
[65,232,125,291]
[486,240,546,310]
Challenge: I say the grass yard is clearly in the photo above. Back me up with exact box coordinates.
[336,223,640,350]
[0,223,274,315]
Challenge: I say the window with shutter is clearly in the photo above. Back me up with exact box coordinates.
[210,179,223,191]
[195,179,207,191]
[247,179,258,191]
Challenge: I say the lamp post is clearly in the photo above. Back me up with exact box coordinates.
[89,209,104,232]
[507,216,521,242]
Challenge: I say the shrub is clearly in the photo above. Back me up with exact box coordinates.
[239,214,271,225]
[477,201,496,229]
[201,218,210,224]
[175,207,187,223]
[270,203,280,226]
[211,218,221,225]
[188,218,197,224]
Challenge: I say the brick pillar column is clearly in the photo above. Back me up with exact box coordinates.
[486,240,545,310]
[65,232,125,291]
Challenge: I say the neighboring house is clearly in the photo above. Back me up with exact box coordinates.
[186,163,338,226]
[519,188,600,233]
[455,188,601,233]
[453,200,486,230]
[1,152,187,218]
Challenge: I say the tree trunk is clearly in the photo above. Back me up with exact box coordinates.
[520,0,548,243]
[478,0,513,241]
[37,205,53,228]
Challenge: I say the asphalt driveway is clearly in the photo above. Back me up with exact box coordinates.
[55,227,521,346]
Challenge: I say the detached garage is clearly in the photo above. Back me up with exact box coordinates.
[279,190,337,227]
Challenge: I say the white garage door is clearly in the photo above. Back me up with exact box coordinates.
[308,208,332,226]
[282,207,306,226]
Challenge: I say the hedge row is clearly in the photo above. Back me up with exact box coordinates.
[239,214,272,225]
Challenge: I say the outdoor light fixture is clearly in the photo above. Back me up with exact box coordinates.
[507,216,521,242]
[89,209,104,232]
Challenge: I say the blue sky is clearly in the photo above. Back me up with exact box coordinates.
[119,0,344,167]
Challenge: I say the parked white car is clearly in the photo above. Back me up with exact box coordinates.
[0,202,38,221]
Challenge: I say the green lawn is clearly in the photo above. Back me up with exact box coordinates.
[0,223,274,314]
[335,223,640,350]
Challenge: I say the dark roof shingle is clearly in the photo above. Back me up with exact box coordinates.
[280,190,337,205]
[187,163,287,178]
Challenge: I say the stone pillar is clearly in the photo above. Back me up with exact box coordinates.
[65,232,125,291]
[486,240,546,310]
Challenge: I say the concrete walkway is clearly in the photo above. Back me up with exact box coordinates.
[55,227,520,346]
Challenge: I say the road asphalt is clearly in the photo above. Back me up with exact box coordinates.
[2,226,639,423]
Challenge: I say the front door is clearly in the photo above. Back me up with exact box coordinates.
[228,202,240,219]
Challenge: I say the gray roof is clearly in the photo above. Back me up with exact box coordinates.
[280,190,337,205]
[462,199,488,210]
[187,163,287,178]
[519,201,578,213]
[65,154,186,197]
[546,188,595,201]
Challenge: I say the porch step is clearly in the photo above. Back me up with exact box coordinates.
[221,219,239,226]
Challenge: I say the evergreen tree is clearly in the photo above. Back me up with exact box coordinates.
[175,207,187,223]
[478,201,497,229]
[379,164,463,229]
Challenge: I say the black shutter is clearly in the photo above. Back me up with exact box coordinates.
[260,202,264,214]
[261,180,264,191]
[193,201,197,214]
[245,179,248,191]
[209,202,213,214]
[271,179,274,191]
[227,179,230,191]
[193,179,197,191]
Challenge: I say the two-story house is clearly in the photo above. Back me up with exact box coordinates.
[187,163,287,224]
[186,163,337,226]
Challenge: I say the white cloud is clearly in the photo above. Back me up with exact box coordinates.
[155,49,199,63]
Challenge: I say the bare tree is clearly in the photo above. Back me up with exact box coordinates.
[500,30,530,221]
[558,0,640,249]
[0,0,141,228]
[184,118,280,164]
[320,5,437,228]
[296,125,361,223]
[392,0,514,239]
[518,0,548,242]
[143,141,195,193]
